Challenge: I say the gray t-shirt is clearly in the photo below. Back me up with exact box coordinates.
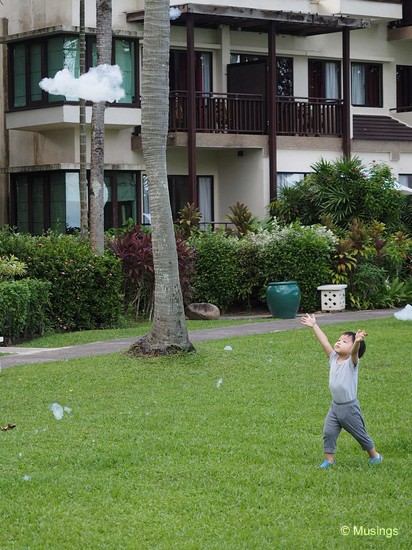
[328,351,359,403]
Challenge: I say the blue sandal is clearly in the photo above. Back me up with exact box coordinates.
[369,454,383,464]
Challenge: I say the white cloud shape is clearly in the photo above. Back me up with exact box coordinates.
[39,64,125,103]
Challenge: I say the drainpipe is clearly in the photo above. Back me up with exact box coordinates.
[1,17,10,226]
[186,13,197,206]
[342,28,351,158]
[268,21,277,201]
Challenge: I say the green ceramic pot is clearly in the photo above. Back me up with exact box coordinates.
[266,281,301,319]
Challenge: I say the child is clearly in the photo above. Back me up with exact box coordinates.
[301,313,382,468]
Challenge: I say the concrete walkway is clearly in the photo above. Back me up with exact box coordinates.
[0,309,397,369]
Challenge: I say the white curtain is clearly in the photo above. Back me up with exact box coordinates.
[351,63,365,105]
[325,62,339,99]
[200,52,212,93]
[142,174,151,225]
[199,176,212,223]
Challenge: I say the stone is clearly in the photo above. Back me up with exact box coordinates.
[185,302,220,320]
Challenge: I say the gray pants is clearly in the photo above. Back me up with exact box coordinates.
[323,399,374,454]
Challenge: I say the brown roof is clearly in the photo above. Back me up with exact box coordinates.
[127,4,370,36]
[353,115,412,141]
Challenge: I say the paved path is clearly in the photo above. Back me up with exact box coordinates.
[0,309,397,369]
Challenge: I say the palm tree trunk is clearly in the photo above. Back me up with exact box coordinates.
[129,0,193,355]
[89,0,112,253]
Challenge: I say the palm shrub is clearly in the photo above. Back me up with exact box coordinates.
[270,157,410,232]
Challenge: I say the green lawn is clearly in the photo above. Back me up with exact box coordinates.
[0,318,410,548]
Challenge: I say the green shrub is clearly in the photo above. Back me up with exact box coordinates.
[188,231,241,311]
[0,279,51,343]
[0,229,124,332]
[245,222,337,312]
[188,224,335,313]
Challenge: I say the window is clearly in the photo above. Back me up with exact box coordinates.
[351,63,382,107]
[170,50,212,93]
[309,60,341,99]
[11,171,139,234]
[13,172,75,234]
[141,175,214,225]
[396,65,412,111]
[104,172,138,231]
[9,35,138,109]
[277,173,306,191]
[229,54,293,96]
[398,174,412,189]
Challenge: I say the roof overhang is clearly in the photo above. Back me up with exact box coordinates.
[127,3,370,36]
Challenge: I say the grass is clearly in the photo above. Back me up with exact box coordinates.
[18,317,271,349]
[0,317,410,548]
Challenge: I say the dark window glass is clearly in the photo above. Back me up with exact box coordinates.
[9,35,138,109]
[351,63,382,107]
[230,54,293,96]
[396,65,412,111]
[11,171,139,234]
[308,60,341,99]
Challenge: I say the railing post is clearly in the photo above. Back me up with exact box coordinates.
[268,21,277,201]
[342,28,351,157]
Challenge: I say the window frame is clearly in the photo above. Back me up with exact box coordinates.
[396,65,412,111]
[8,33,140,110]
[11,170,141,234]
[351,62,383,108]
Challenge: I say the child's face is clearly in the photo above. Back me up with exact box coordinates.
[333,333,354,356]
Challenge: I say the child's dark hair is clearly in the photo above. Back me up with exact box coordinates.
[343,331,366,358]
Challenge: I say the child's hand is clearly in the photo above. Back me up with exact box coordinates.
[355,329,367,342]
[301,313,316,328]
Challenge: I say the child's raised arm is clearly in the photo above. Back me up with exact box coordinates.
[301,313,333,357]
[351,329,366,365]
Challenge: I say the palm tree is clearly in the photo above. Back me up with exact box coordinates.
[89,0,112,253]
[128,0,194,355]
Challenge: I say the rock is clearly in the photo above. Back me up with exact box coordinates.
[185,303,220,320]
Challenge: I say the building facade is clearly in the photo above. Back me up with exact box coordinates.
[0,0,411,233]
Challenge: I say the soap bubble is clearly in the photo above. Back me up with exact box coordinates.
[50,403,64,420]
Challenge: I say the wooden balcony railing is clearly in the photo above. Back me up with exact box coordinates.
[169,91,265,134]
[169,91,343,137]
[276,96,343,136]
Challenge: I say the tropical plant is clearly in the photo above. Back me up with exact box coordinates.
[0,255,27,280]
[226,202,257,236]
[177,202,202,239]
[269,157,409,231]
[110,226,196,319]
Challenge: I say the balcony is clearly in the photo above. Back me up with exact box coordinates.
[168,92,343,137]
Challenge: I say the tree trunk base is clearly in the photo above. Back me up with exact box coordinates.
[126,335,195,357]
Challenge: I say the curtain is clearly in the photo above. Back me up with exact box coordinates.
[115,40,135,103]
[351,63,365,105]
[325,62,339,99]
[199,176,212,223]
